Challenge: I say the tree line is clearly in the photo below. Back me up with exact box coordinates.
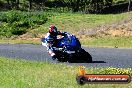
[0,0,132,13]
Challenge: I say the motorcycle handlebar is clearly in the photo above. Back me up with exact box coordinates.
[52,47,64,51]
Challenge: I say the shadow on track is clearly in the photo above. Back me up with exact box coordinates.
[68,61,106,63]
[91,61,106,63]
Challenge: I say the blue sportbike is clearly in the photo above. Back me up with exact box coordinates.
[42,32,92,63]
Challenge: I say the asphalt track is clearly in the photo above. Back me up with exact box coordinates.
[0,44,132,68]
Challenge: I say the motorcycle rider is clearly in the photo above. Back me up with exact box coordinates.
[42,25,66,60]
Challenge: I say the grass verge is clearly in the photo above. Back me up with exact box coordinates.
[0,57,132,88]
[0,11,132,48]
[81,36,132,48]
[0,11,131,38]
[1,36,132,48]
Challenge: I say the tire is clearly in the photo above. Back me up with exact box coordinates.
[67,54,75,63]
[56,51,68,62]
[76,76,87,85]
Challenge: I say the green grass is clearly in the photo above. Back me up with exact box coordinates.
[41,12,132,33]
[1,36,132,48]
[0,11,132,48]
[0,57,132,88]
[81,36,132,48]
[0,11,131,38]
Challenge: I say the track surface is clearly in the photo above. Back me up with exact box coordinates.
[0,44,132,68]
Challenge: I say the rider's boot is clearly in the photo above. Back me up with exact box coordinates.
[49,50,56,60]
[52,55,57,60]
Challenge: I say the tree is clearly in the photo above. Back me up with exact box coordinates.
[16,0,20,9]
[29,0,32,10]
[72,0,81,12]
[105,0,113,7]
[128,0,131,11]
[6,0,10,4]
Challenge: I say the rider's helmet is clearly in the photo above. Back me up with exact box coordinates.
[49,25,58,35]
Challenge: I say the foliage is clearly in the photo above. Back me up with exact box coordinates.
[0,10,131,39]
[0,0,130,13]
[0,10,48,38]
[97,67,132,75]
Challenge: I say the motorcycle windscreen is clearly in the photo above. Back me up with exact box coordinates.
[58,35,81,51]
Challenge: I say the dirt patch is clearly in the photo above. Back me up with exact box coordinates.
[78,15,132,37]
[105,29,132,37]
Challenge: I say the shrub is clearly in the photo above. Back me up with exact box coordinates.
[0,10,48,38]
[97,67,132,76]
